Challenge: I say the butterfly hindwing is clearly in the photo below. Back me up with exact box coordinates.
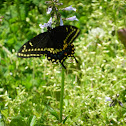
[46,44,75,63]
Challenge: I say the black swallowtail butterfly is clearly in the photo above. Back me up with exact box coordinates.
[17,25,80,69]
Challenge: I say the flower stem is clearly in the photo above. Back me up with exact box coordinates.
[60,67,65,122]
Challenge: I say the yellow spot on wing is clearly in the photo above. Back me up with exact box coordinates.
[63,44,68,50]
[66,27,68,32]
[61,59,63,63]
[57,59,59,62]
[48,57,51,59]
[52,59,55,62]
[44,48,47,51]
[50,48,54,51]
[29,42,33,46]
[23,45,26,48]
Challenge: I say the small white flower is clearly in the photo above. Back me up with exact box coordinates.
[116,94,119,97]
[39,17,52,29]
[105,97,112,102]
[88,27,105,39]
[10,72,13,76]
[60,17,63,26]
[25,66,28,69]
[47,7,52,14]
[66,16,78,21]
[63,5,76,11]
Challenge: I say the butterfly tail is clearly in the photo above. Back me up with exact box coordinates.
[73,56,78,63]
[60,62,66,69]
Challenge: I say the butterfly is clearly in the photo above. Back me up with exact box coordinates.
[17,25,80,69]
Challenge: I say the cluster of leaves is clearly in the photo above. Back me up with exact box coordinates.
[0,0,126,125]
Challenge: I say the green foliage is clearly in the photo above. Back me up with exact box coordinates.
[0,0,126,125]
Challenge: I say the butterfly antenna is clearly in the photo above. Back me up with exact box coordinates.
[73,56,78,63]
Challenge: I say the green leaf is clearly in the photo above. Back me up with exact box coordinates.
[1,109,8,119]
[30,115,37,126]
[63,116,69,124]
[10,116,26,126]
[47,106,59,121]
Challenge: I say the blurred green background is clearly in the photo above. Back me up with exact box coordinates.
[0,0,126,125]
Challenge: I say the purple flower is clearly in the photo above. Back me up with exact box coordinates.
[119,101,123,107]
[105,97,112,102]
[66,16,78,21]
[60,17,63,26]
[47,7,52,14]
[63,5,76,11]
[39,17,52,29]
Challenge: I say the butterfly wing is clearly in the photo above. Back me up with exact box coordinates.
[46,44,75,69]
[17,25,80,58]
[17,32,52,58]
[46,43,75,62]
[49,25,80,49]
[17,25,80,68]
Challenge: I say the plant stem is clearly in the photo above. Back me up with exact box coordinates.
[60,67,65,122]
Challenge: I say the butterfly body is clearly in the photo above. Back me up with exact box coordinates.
[17,25,80,68]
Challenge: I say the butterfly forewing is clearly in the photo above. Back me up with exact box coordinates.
[50,25,80,49]
[17,32,51,58]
